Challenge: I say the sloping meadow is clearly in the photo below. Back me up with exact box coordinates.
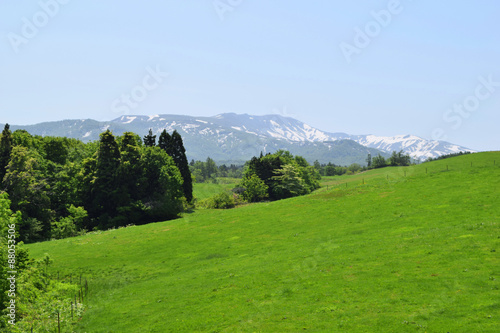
[27,152,499,332]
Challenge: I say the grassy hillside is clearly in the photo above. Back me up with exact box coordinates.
[27,152,499,332]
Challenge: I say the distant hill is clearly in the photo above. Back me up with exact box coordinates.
[4,113,474,165]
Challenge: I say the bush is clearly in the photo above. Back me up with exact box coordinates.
[240,174,269,202]
[198,192,235,209]
[51,205,87,239]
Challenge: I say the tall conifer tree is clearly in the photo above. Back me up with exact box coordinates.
[143,129,156,147]
[171,131,193,202]
[92,130,121,227]
[0,124,13,182]
[158,130,193,202]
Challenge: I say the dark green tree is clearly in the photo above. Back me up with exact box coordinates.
[143,129,156,147]
[91,130,121,228]
[118,132,143,197]
[42,136,69,165]
[366,153,372,168]
[2,146,52,242]
[159,130,193,202]
[0,124,12,182]
[158,130,172,154]
[372,154,387,168]
[141,147,184,220]
[324,162,336,176]
[388,150,411,167]
[108,132,146,226]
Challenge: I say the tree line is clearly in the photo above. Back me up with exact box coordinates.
[0,124,192,243]
[189,157,243,183]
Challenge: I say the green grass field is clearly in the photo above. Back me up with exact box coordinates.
[193,178,239,201]
[27,152,500,332]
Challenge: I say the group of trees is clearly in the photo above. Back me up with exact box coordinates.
[311,151,414,177]
[238,151,320,202]
[425,151,471,162]
[0,125,192,243]
[189,158,243,183]
[366,151,412,169]
[312,161,361,176]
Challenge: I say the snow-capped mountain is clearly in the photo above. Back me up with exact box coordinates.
[6,113,475,164]
[351,134,470,161]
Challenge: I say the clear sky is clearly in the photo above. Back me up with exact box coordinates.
[1,1,499,151]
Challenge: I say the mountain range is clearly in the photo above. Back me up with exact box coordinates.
[6,113,474,165]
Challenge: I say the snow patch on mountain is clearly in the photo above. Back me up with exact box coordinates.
[123,116,136,124]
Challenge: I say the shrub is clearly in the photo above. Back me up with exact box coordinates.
[198,192,235,209]
[51,205,88,239]
[240,174,269,202]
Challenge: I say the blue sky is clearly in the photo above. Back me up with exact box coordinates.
[1,0,499,151]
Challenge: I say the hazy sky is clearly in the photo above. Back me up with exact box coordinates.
[1,1,499,151]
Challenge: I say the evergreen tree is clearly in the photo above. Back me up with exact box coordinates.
[91,130,121,228]
[143,129,156,147]
[159,130,193,202]
[118,132,143,199]
[113,132,145,226]
[172,131,193,202]
[158,130,172,153]
[366,153,372,168]
[0,124,12,182]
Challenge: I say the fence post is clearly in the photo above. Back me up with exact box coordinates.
[57,311,61,333]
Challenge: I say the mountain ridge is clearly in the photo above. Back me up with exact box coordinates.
[4,113,474,165]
